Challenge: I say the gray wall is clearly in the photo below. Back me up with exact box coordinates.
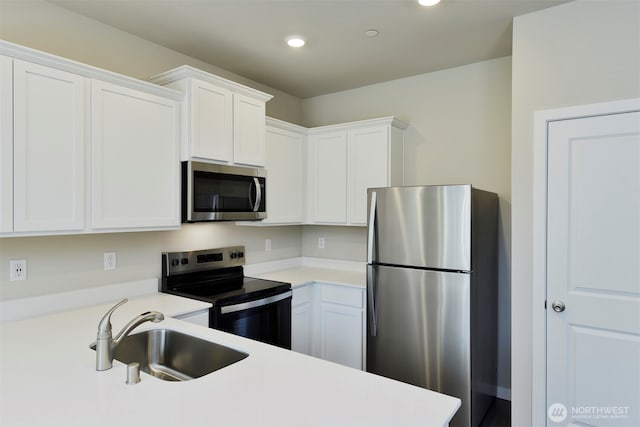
[0,0,303,124]
[0,224,302,300]
[511,1,640,425]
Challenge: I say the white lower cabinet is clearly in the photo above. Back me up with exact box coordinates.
[291,284,314,355]
[291,282,365,370]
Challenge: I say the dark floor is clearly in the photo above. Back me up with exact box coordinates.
[479,398,511,427]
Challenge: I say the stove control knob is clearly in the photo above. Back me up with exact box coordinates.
[230,252,237,259]
[171,259,180,267]
[238,251,244,258]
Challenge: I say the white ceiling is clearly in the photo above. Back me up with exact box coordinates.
[49,0,569,98]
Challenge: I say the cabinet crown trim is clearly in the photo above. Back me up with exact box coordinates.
[307,116,409,134]
[0,40,183,101]
[149,65,273,102]
[266,116,309,134]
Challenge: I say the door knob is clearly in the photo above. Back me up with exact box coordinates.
[551,300,566,313]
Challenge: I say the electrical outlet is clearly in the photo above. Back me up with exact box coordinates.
[265,238,272,252]
[318,237,325,249]
[9,259,27,281]
[104,252,117,270]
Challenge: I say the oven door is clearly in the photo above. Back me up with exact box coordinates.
[212,291,292,349]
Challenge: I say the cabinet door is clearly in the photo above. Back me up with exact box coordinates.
[320,302,364,370]
[292,284,315,355]
[292,301,314,355]
[308,131,347,223]
[0,56,12,233]
[91,80,180,229]
[191,79,233,162]
[13,60,86,232]
[233,94,266,166]
[348,126,390,225]
[264,125,304,223]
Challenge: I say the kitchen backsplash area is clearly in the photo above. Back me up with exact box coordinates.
[0,223,303,301]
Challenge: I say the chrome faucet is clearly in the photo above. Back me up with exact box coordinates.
[93,298,164,371]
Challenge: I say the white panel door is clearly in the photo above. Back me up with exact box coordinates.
[309,131,347,223]
[264,125,304,223]
[0,55,12,233]
[546,111,640,426]
[348,125,389,225]
[191,80,233,162]
[91,80,180,229]
[13,59,86,232]
[233,94,265,166]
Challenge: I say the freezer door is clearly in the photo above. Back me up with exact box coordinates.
[367,185,471,271]
[367,264,471,427]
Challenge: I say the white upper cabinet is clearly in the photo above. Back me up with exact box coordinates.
[307,117,407,226]
[12,59,86,233]
[234,94,266,166]
[307,130,348,224]
[150,66,272,167]
[263,118,306,224]
[190,79,233,161]
[91,81,180,230]
[0,40,182,237]
[0,56,13,233]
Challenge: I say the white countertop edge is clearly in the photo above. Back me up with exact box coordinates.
[245,256,365,275]
[244,256,304,275]
[0,278,159,323]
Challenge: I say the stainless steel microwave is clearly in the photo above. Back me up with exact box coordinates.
[182,161,266,222]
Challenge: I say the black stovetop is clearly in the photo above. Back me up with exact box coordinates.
[161,265,291,306]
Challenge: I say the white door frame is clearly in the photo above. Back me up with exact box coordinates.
[531,97,640,426]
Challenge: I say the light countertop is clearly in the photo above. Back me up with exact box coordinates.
[0,291,460,427]
[253,266,366,288]
[245,257,367,289]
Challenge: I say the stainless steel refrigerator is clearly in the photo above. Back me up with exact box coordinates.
[366,185,498,427]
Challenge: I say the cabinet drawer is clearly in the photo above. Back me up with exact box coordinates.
[292,284,314,305]
[320,284,363,308]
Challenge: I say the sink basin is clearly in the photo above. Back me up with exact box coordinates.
[107,329,248,381]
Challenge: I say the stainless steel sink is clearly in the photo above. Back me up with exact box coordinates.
[103,329,249,381]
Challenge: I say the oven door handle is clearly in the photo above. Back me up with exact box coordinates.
[220,290,292,314]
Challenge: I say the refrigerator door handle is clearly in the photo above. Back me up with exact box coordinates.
[367,264,378,336]
[367,191,377,264]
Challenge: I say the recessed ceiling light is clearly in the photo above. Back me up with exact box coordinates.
[286,35,306,48]
[418,0,441,6]
[365,29,379,37]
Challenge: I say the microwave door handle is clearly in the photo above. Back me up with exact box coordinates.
[251,177,262,212]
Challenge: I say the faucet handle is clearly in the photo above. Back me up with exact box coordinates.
[97,298,128,337]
